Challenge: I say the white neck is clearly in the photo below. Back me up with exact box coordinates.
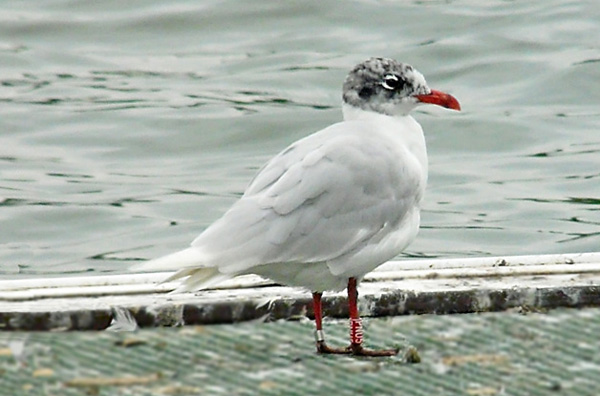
[342,103,370,121]
[341,103,428,189]
[342,102,415,123]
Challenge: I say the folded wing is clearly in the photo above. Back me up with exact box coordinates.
[191,121,421,276]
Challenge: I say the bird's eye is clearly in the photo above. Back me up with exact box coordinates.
[382,74,401,90]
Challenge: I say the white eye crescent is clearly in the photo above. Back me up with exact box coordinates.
[382,74,400,90]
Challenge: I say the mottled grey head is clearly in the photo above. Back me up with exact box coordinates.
[343,58,460,116]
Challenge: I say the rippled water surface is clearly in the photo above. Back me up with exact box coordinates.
[1,0,599,277]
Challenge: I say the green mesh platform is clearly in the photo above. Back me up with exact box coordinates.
[2,307,600,396]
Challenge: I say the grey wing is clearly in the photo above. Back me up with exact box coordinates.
[192,122,417,275]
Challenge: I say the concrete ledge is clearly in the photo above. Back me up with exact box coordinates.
[1,252,599,331]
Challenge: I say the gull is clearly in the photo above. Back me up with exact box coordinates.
[135,57,460,356]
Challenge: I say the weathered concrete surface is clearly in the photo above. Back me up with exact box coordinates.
[1,253,599,331]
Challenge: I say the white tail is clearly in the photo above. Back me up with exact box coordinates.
[133,248,231,292]
[133,247,207,273]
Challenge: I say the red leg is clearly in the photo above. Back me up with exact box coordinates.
[312,292,351,354]
[347,277,363,348]
[347,277,399,357]
[313,292,324,342]
[312,279,398,356]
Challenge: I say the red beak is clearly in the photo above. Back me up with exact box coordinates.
[415,89,461,111]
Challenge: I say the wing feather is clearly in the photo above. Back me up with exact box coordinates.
[191,120,422,276]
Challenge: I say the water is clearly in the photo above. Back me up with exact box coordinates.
[0,0,599,277]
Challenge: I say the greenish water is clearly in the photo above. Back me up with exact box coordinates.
[0,0,599,276]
